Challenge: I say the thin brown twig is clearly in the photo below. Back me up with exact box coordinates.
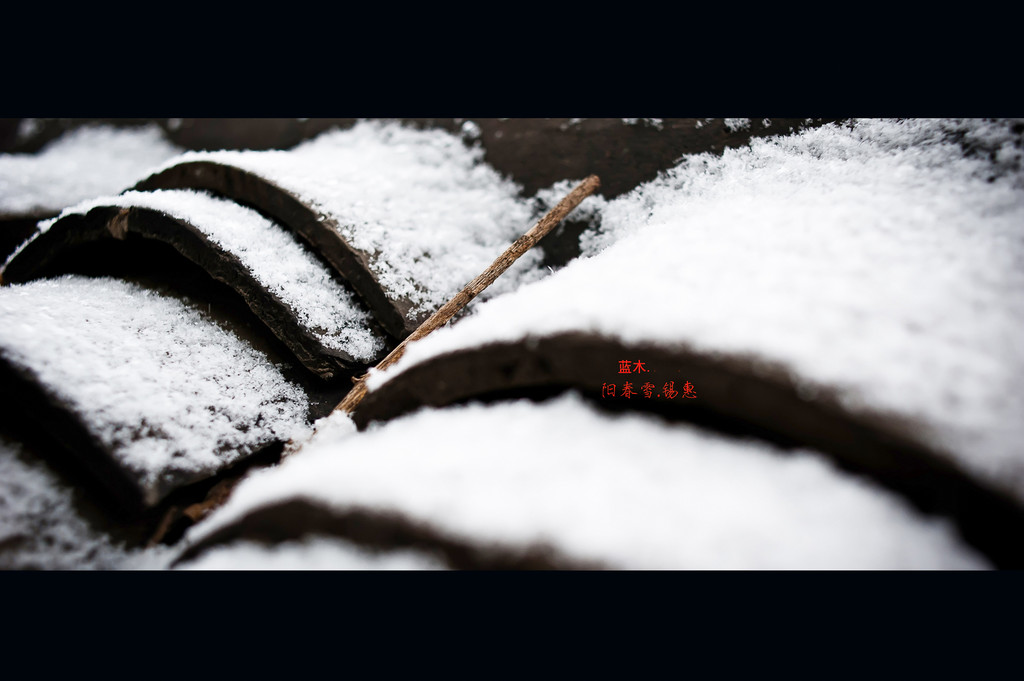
[335,174,601,415]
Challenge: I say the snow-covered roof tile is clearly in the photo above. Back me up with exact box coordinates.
[135,120,549,338]
[181,395,987,569]
[0,276,311,508]
[0,124,182,219]
[3,189,389,377]
[0,434,174,569]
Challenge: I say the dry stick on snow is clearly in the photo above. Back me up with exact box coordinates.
[335,174,601,415]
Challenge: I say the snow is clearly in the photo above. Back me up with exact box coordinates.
[15,118,42,142]
[178,536,446,570]
[187,395,986,569]
[0,435,173,569]
[459,120,481,141]
[724,118,751,131]
[150,120,547,321]
[365,119,1024,503]
[0,124,182,216]
[0,276,311,506]
[30,189,386,362]
[3,117,1018,570]
[620,118,664,129]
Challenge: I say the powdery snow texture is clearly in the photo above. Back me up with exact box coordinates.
[150,121,546,322]
[0,124,182,217]
[26,189,386,363]
[0,436,173,569]
[0,276,310,506]
[369,119,1024,504]
[188,396,986,569]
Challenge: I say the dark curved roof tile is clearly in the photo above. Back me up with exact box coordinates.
[0,276,310,509]
[132,122,549,339]
[3,190,390,379]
